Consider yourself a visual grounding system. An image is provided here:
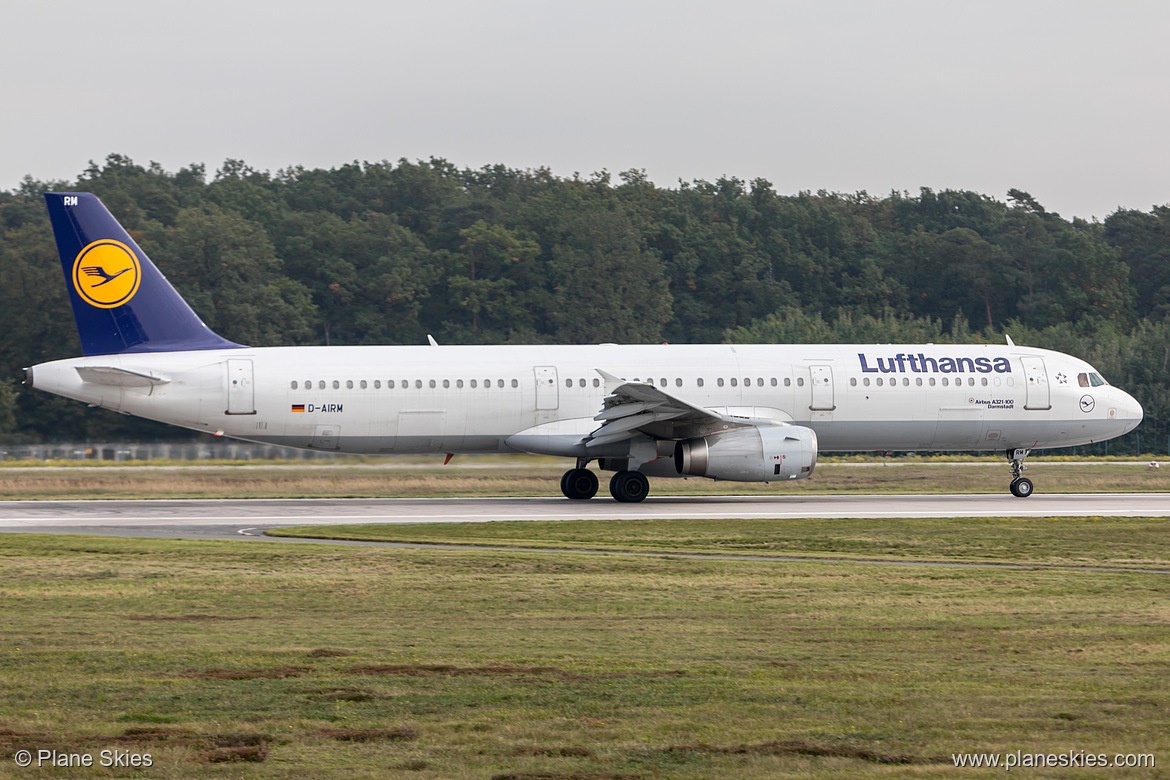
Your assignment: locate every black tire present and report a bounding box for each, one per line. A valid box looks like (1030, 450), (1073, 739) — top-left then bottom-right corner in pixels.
(563, 468), (599, 500)
(609, 470), (650, 503)
(1010, 477), (1034, 498)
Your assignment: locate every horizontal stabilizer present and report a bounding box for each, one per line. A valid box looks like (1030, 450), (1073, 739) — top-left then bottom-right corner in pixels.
(75, 366), (171, 387)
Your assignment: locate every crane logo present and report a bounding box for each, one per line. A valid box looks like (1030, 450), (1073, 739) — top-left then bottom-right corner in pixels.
(71, 239), (141, 308)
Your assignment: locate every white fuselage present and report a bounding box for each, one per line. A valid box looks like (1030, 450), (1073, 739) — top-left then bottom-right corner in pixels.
(28, 343), (1143, 463)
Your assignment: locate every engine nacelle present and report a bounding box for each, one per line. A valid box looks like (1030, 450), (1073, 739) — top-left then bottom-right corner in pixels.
(674, 424), (818, 482)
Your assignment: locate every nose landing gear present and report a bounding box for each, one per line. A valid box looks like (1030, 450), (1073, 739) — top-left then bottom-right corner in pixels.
(1008, 448), (1033, 497)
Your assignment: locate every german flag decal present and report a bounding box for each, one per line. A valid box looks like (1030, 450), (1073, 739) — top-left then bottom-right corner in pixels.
(291, 404), (305, 413)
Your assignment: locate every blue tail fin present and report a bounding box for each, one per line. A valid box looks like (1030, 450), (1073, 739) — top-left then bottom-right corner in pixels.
(45, 192), (243, 356)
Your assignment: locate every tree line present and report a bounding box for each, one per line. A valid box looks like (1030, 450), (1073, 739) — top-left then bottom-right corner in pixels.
(1, 154), (1167, 453)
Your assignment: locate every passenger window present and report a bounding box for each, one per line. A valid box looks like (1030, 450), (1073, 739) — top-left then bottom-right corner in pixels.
(593, 378), (600, 387)
(660, 378), (667, 387)
(443, 379), (450, 388)
(863, 377), (870, 387)
(375, 380), (382, 389)
(290, 380), (298, 389)
(361, 380), (368, 389)
(942, 377), (949, 386)
(784, 378), (791, 387)
(877, 377), (883, 387)
(457, 379), (463, 388)
(850, 377), (857, 386)
(511, 379), (518, 388)
(387, 380), (394, 389)
(676, 378), (683, 387)
(797, 377), (804, 387)
(903, 378), (909, 386)
(498, 379), (505, 388)
(981, 377), (988, 386)
(318, 380), (326, 390)
(916, 377), (922, 386)
(929, 377), (936, 386)
(770, 378), (777, 387)
(470, 379), (477, 388)
(697, 378), (704, 387)
(580, 379), (587, 387)
(968, 377), (975, 386)
(717, 378), (725, 387)
(730, 378), (738, 387)
(565, 379), (572, 388)
(415, 380), (422, 389)
(429, 379), (436, 388)
(346, 380), (354, 389)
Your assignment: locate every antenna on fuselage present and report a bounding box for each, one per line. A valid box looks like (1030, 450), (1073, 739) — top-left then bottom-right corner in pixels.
(1005, 334), (1016, 347)
(427, 335), (439, 346)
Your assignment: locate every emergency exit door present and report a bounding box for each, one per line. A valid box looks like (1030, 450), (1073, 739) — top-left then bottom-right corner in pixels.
(534, 366), (559, 410)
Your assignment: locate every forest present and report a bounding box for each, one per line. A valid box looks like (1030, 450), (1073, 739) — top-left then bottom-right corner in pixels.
(1, 154), (1168, 454)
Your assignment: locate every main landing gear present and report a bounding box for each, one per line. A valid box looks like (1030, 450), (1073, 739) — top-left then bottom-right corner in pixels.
(560, 461), (599, 500)
(559, 460), (649, 503)
(608, 470), (650, 503)
(1007, 448), (1033, 498)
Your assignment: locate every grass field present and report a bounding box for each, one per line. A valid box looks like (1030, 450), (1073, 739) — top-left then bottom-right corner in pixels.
(1, 520), (1167, 778)
(269, 515), (1170, 570)
(0, 459), (1166, 500)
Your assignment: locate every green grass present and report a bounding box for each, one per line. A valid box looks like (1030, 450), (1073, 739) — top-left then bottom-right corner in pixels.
(1, 460), (1166, 500)
(0, 527), (1167, 778)
(269, 515), (1170, 569)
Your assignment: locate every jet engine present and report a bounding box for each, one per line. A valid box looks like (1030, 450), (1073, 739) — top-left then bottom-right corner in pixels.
(674, 424), (818, 482)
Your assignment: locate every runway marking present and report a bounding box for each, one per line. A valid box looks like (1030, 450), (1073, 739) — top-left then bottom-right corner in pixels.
(3, 508), (1169, 526)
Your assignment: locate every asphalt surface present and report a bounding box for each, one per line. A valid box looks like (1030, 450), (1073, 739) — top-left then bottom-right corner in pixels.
(1, 493), (1167, 541)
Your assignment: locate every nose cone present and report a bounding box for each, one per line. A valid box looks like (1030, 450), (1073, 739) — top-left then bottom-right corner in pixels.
(1120, 390), (1144, 434)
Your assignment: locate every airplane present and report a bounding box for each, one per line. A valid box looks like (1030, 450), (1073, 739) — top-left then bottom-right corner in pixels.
(24, 193), (1144, 501)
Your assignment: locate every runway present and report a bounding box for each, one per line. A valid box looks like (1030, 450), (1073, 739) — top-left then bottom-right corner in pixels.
(1, 493), (1167, 542)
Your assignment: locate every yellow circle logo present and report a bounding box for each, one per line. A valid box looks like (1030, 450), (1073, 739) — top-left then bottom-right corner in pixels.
(71, 240), (141, 308)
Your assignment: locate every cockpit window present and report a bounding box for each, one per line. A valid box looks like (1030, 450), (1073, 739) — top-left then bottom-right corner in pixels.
(1078, 373), (1089, 387)
(1078, 371), (1108, 387)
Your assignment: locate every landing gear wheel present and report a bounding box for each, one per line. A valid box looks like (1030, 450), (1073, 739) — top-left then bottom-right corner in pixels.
(560, 468), (599, 500)
(1006, 448), (1034, 498)
(609, 470), (650, 503)
(1009, 477), (1033, 498)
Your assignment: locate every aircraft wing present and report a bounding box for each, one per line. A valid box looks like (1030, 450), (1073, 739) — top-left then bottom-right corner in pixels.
(583, 370), (759, 448)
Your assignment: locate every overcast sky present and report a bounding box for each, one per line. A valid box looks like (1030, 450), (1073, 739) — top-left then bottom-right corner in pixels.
(3, 1), (1167, 220)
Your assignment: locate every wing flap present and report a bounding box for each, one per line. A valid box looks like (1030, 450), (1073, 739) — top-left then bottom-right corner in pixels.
(583, 369), (758, 447)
